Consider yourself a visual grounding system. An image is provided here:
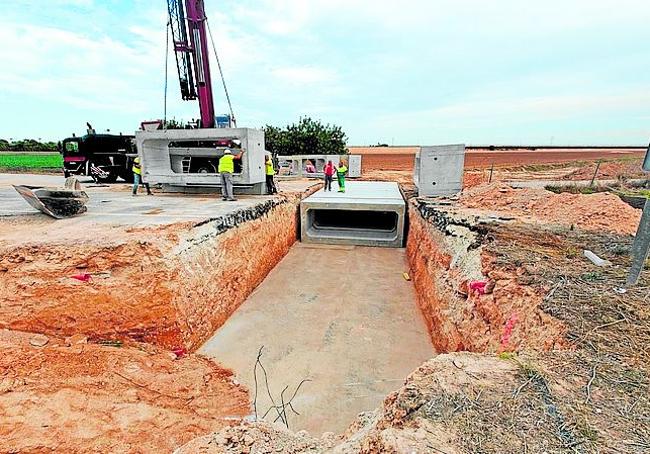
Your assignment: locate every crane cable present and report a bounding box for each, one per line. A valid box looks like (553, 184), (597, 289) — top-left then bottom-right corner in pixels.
(206, 18), (237, 127)
(163, 19), (170, 129)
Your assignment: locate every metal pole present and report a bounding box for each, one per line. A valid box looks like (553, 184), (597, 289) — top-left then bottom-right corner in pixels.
(626, 198), (650, 287)
(590, 160), (601, 187)
(488, 162), (494, 183)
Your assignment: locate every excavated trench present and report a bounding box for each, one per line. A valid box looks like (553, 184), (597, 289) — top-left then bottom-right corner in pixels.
(0, 182), (561, 448)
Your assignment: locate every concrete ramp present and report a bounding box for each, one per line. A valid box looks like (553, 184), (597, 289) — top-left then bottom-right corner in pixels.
(300, 181), (405, 248)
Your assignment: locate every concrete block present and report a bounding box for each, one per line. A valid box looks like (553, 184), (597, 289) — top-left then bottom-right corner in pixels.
(300, 181), (405, 248)
(135, 128), (266, 193)
(277, 155), (362, 178)
(414, 144), (465, 197)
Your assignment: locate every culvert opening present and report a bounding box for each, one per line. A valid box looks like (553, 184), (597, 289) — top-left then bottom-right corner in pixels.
(311, 209), (398, 232)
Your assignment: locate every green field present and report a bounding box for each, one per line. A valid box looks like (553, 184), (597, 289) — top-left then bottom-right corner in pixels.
(0, 153), (62, 169)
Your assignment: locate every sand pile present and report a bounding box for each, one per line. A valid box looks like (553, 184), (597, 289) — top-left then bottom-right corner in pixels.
(460, 183), (641, 235)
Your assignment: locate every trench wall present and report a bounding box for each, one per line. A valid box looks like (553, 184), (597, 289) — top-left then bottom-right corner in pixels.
(171, 197), (300, 349)
(405, 199), (567, 353)
(0, 194), (303, 351)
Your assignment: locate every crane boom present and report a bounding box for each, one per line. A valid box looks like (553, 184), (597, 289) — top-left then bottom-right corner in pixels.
(167, 0), (215, 128)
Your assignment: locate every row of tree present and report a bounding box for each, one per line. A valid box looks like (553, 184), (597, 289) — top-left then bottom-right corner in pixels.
(0, 139), (58, 152)
(263, 117), (348, 156)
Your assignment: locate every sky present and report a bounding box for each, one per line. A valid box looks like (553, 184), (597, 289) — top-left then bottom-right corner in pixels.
(1, 0), (649, 145)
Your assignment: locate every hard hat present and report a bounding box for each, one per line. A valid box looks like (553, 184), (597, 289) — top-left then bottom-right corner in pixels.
(223, 148), (232, 154)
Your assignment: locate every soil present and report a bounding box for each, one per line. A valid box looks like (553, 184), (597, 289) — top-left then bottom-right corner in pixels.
(406, 201), (568, 353)
(2, 159), (648, 452)
(0, 329), (249, 453)
(562, 159), (649, 181)
(459, 182), (642, 235)
(352, 147), (646, 171)
(0, 195), (302, 352)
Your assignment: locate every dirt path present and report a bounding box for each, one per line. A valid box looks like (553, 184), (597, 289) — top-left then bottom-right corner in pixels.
(199, 243), (434, 435)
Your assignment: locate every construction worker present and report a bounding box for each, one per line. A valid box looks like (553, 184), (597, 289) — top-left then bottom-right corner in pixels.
(336, 159), (348, 193)
(218, 148), (244, 201)
(323, 160), (335, 191)
(131, 156), (152, 196)
(265, 155), (278, 195)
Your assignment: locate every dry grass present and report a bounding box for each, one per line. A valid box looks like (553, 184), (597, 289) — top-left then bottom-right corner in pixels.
(484, 224), (650, 452)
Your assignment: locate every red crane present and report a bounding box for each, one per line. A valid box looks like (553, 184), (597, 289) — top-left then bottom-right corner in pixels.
(167, 0), (216, 128)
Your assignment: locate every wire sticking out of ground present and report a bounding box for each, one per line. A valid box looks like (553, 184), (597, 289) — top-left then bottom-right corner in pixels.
(252, 346), (311, 430)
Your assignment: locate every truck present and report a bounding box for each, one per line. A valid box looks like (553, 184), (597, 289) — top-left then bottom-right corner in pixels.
(60, 132), (136, 183)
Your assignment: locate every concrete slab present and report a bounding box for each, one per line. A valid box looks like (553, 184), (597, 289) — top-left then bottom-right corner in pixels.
(414, 144), (465, 197)
(199, 243), (434, 434)
(0, 173), (315, 228)
(300, 181), (406, 248)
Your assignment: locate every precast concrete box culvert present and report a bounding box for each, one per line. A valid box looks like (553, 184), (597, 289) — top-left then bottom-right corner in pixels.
(135, 128), (267, 194)
(300, 181), (406, 248)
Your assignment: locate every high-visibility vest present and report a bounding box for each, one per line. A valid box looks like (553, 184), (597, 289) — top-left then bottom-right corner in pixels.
(218, 154), (235, 173)
(265, 161), (275, 176)
(132, 157), (142, 175)
(337, 165), (347, 176)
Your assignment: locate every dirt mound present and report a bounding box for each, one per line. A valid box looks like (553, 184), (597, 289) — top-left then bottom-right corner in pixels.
(460, 182), (641, 235)
(0, 329), (248, 453)
(177, 422), (339, 453)
(562, 158), (647, 181)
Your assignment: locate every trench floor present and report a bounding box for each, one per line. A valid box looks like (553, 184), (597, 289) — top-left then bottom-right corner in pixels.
(199, 243), (434, 434)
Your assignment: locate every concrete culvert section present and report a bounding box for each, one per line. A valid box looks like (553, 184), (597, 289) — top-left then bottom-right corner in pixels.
(300, 181), (406, 247)
(199, 243), (433, 434)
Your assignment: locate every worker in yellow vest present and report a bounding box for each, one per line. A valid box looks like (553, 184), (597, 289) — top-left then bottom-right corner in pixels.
(336, 160), (348, 193)
(265, 154), (278, 195)
(218, 148), (244, 201)
(131, 156), (152, 196)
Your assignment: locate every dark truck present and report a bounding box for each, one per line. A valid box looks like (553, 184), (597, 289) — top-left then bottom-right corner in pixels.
(60, 133), (136, 183)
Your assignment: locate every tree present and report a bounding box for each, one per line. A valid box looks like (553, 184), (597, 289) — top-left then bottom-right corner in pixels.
(0, 138), (58, 152)
(263, 117), (348, 156)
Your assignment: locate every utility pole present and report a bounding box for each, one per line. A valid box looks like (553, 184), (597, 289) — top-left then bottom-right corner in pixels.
(626, 143), (650, 286)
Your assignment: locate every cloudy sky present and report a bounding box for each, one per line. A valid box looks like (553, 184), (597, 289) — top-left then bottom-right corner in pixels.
(1, 0), (649, 145)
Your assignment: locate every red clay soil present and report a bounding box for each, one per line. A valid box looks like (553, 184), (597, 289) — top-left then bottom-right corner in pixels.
(0, 195), (301, 352)
(405, 202), (567, 353)
(169, 198), (300, 349)
(562, 158), (648, 180)
(459, 183), (642, 235)
(351, 147), (646, 171)
(0, 329), (248, 453)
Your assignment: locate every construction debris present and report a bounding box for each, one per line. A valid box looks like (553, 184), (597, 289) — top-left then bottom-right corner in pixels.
(13, 177), (89, 218)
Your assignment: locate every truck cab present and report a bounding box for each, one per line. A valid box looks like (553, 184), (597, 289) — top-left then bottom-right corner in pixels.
(61, 133), (136, 182)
